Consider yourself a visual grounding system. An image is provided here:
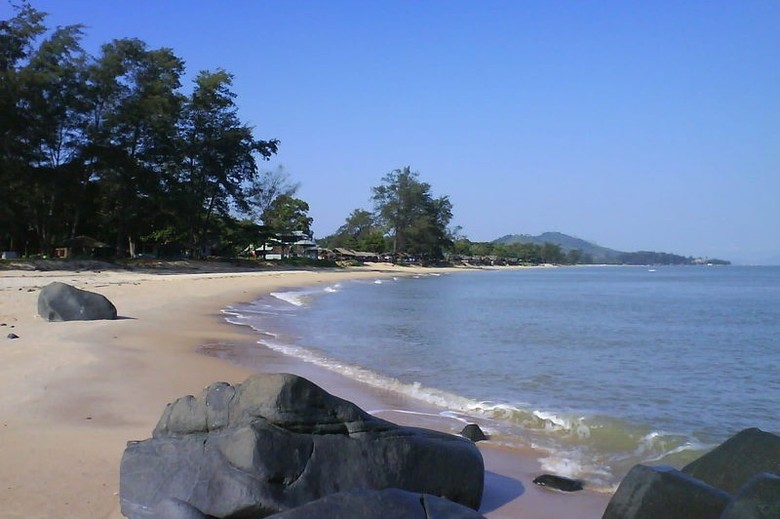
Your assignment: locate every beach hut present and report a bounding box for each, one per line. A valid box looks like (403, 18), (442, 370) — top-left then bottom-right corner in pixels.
(56, 236), (112, 259)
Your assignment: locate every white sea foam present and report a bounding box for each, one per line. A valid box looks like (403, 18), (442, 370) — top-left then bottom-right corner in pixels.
(270, 291), (307, 306)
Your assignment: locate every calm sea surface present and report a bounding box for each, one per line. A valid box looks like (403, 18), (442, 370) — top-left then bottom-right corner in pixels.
(223, 266), (780, 489)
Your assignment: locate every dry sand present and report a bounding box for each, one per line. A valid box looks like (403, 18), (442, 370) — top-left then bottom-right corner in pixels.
(0, 263), (611, 518)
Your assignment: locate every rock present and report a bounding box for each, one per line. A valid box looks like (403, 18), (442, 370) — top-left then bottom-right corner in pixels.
(152, 498), (215, 519)
(37, 281), (117, 322)
(721, 473), (780, 519)
(265, 488), (486, 519)
(120, 373), (484, 519)
(682, 428), (780, 494)
(601, 465), (731, 519)
(461, 424), (488, 442)
(7, 333), (19, 339)
(533, 474), (583, 492)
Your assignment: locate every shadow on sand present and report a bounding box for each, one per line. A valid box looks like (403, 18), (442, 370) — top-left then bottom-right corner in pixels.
(479, 470), (526, 514)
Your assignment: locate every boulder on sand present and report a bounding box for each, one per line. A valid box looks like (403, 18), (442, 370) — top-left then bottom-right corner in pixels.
(266, 488), (486, 519)
(461, 423), (488, 442)
(120, 373), (484, 519)
(37, 281), (117, 321)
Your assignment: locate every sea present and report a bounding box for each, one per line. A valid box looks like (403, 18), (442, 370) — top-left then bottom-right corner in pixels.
(221, 265), (780, 490)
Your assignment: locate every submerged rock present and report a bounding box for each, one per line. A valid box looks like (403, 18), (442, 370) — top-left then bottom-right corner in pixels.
(37, 281), (117, 321)
(120, 373), (484, 518)
(532, 474), (584, 492)
(266, 488), (487, 519)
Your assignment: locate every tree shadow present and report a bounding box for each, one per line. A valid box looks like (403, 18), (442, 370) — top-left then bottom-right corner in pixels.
(479, 470), (526, 514)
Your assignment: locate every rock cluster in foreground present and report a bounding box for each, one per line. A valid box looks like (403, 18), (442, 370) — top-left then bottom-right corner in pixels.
(602, 427), (780, 519)
(120, 373), (485, 518)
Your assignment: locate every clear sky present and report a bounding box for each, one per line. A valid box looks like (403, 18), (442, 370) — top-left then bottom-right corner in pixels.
(8, 1), (780, 264)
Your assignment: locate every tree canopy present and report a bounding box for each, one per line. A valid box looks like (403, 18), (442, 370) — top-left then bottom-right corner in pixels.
(371, 166), (453, 259)
(0, 3), (284, 259)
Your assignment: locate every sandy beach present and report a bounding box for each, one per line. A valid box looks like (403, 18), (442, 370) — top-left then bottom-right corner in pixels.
(0, 263), (611, 518)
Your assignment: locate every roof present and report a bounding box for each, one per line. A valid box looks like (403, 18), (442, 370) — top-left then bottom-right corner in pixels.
(62, 235), (111, 248)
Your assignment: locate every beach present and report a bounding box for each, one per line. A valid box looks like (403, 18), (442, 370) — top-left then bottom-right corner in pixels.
(0, 263), (611, 518)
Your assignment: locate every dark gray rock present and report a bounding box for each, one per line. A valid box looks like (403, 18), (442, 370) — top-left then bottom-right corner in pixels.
(120, 373), (484, 519)
(601, 465), (731, 519)
(7, 333), (19, 339)
(37, 281), (117, 321)
(266, 488), (486, 519)
(461, 423), (488, 442)
(682, 428), (780, 494)
(532, 474), (583, 492)
(152, 498), (215, 519)
(721, 473), (780, 519)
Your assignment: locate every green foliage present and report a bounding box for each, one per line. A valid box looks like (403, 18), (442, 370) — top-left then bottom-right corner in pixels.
(371, 166), (453, 259)
(0, 4), (284, 259)
(447, 239), (569, 265)
(320, 208), (381, 250)
(261, 194), (312, 235)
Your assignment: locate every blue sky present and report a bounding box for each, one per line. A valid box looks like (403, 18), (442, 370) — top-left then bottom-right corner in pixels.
(9, 1), (779, 263)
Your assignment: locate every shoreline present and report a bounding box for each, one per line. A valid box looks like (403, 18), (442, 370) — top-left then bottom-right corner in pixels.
(0, 264), (610, 518)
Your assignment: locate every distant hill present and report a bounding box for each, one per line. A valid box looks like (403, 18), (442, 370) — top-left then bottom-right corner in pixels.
(493, 232), (730, 265)
(494, 232), (623, 262)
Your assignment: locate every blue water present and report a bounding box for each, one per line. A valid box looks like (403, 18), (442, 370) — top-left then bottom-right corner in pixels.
(223, 266), (780, 489)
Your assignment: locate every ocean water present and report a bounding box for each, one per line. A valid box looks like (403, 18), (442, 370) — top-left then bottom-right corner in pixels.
(222, 266), (780, 489)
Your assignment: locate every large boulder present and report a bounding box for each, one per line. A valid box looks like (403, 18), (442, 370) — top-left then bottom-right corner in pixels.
(37, 281), (117, 321)
(682, 428), (780, 494)
(266, 488), (486, 519)
(120, 373), (484, 519)
(601, 464), (731, 519)
(720, 473), (780, 519)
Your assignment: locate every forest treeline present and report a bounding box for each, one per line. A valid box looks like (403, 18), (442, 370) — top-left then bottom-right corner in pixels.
(1, 3), (296, 258)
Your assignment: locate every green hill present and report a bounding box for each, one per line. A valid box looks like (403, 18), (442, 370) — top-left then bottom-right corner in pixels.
(494, 232), (623, 263)
(493, 232), (730, 265)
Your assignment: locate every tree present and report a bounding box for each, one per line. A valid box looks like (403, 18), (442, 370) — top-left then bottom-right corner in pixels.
(371, 166), (453, 259)
(248, 165), (300, 220)
(0, 2), (48, 252)
(20, 23), (89, 253)
(176, 69), (278, 257)
(540, 242), (564, 264)
(323, 208), (378, 249)
(84, 38), (186, 256)
(261, 194), (312, 236)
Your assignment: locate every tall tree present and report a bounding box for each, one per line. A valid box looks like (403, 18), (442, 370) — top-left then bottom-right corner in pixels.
(372, 166), (453, 259)
(21, 23), (89, 253)
(0, 2), (47, 252)
(177, 69), (278, 257)
(84, 38), (185, 256)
